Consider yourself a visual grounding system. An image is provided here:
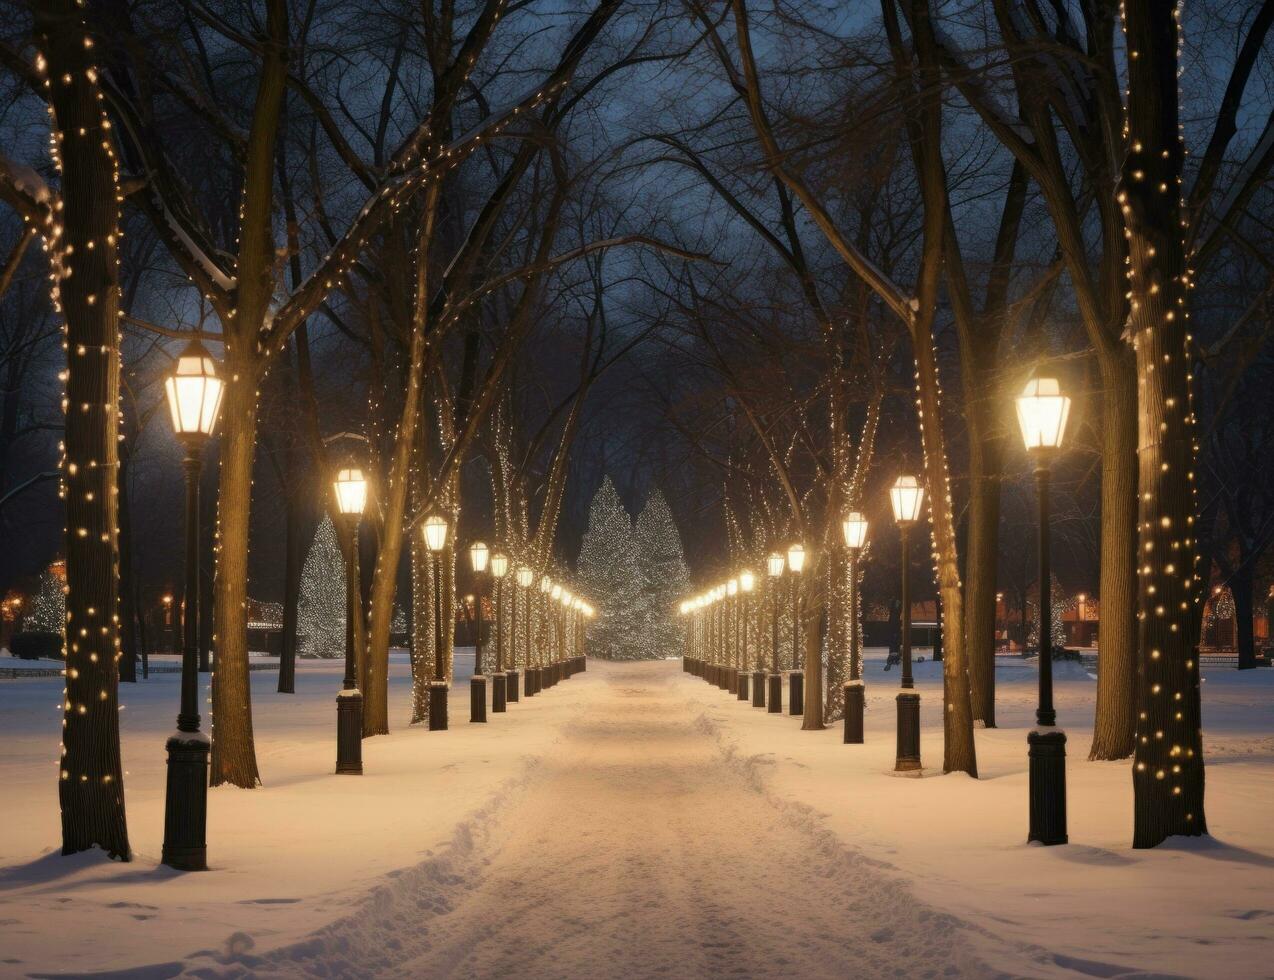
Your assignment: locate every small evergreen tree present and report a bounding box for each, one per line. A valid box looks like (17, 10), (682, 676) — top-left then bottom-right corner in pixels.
(576, 477), (644, 660)
(298, 517), (345, 658)
(633, 489), (690, 659)
(23, 566), (67, 635)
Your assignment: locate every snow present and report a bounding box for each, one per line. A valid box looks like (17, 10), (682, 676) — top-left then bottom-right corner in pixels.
(0, 650), (1271, 977)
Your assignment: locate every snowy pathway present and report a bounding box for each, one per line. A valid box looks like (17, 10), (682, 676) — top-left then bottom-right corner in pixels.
(250, 662), (987, 979)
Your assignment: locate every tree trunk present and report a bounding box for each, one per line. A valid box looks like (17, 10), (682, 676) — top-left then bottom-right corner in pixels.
(965, 400), (1002, 726)
(824, 544), (847, 721)
(801, 594), (825, 730)
(210, 368), (262, 787)
(1232, 559), (1256, 670)
(39, 0), (132, 858)
(1123, 0), (1206, 847)
(277, 466), (305, 694)
(1089, 353), (1139, 759)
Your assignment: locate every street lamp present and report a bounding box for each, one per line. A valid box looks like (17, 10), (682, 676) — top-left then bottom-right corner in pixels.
(1016, 373), (1071, 845)
(423, 514), (449, 730)
(468, 541), (490, 724)
(787, 543), (805, 716)
(333, 466), (367, 776)
(842, 511), (869, 744)
(890, 475), (924, 774)
(491, 552), (509, 709)
(161, 340), (224, 871)
(766, 552), (784, 712)
(739, 570), (754, 703)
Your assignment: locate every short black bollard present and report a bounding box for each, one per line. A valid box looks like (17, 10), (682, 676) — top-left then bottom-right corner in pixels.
(429, 680), (449, 731)
(894, 691), (921, 772)
(492, 672), (507, 713)
(752, 669), (766, 708)
(767, 672), (783, 713)
(843, 681), (864, 744)
(737, 670), (749, 701)
(1027, 729), (1068, 845)
(789, 670), (804, 716)
(506, 670), (520, 703)
(336, 689), (364, 774)
(470, 675), (487, 723)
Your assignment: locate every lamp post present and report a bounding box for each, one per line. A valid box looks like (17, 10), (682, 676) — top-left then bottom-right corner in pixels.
(787, 543), (805, 716)
(469, 541), (489, 724)
(1016, 374), (1071, 845)
(738, 570), (754, 702)
(842, 511), (868, 744)
(766, 553), (784, 712)
(490, 552), (509, 708)
(333, 467), (367, 775)
(161, 341), (224, 871)
(890, 475), (925, 774)
(423, 514), (450, 730)
(510, 565), (530, 700)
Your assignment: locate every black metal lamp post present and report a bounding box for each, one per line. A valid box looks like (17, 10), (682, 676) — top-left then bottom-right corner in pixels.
(1017, 374), (1072, 845)
(491, 551), (509, 709)
(423, 514), (450, 730)
(333, 466), (368, 774)
(738, 570), (754, 701)
(469, 541), (489, 723)
(842, 511), (868, 744)
(766, 553), (784, 712)
(787, 543), (805, 716)
(161, 341), (224, 871)
(890, 475), (925, 774)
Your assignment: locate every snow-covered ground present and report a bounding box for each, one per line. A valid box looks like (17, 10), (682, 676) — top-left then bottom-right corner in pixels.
(0, 651), (1270, 978)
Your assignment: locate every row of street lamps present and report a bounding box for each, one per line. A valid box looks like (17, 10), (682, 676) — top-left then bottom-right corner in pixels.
(156, 339), (596, 871)
(678, 372), (1072, 845)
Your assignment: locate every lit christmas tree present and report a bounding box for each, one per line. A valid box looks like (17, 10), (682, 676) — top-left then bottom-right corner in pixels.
(298, 516), (346, 658)
(23, 564), (67, 634)
(633, 488), (690, 659)
(576, 477), (645, 660)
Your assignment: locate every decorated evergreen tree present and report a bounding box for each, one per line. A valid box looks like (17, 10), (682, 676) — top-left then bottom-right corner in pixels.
(633, 489), (690, 659)
(576, 477), (644, 660)
(298, 516), (345, 658)
(23, 565), (67, 635)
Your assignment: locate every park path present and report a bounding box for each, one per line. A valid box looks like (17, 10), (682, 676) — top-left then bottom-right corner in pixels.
(254, 661), (988, 979)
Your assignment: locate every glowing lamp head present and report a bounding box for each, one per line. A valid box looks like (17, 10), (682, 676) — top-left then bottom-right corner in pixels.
(787, 543), (805, 573)
(165, 340), (224, 439)
(517, 565), (534, 588)
(422, 514), (448, 552)
(679, 601), (689, 616)
(739, 570), (755, 592)
(727, 579), (738, 596)
(551, 584), (562, 601)
(1016, 376), (1071, 452)
(889, 476), (925, 525)
(842, 511), (868, 550)
(333, 467), (368, 517)
(561, 589), (572, 606)
(491, 552), (509, 578)
(469, 541), (489, 573)
(540, 575), (552, 594)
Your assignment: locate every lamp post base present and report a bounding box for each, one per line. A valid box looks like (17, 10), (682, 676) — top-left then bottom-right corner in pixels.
(429, 681), (449, 731)
(843, 682), (864, 744)
(470, 675), (487, 723)
(736, 670), (749, 701)
(336, 689), (364, 774)
(789, 670), (804, 716)
(492, 672), (507, 713)
(767, 672), (783, 713)
(895, 692), (921, 772)
(505, 670), (520, 703)
(162, 732), (210, 871)
(1027, 729), (1068, 845)
(752, 670), (766, 707)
